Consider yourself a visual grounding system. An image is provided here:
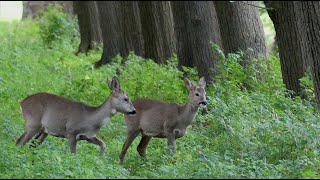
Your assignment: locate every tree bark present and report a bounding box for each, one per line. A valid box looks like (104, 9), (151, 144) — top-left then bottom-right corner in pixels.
(119, 1), (144, 57)
(215, 1), (267, 67)
(171, 1), (222, 83)
(22, 1), (73, 19)
(74, 1), (102, 54)
(265, 1), (311, 96)
(301, 1), (320, 109)
(138, 1), (176, 64)
(95, 1), (143, 67)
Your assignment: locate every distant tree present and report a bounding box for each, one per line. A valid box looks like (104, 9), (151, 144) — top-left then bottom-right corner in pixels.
(265, 1), (311, 97)
(95, 1), (143, 67)
(73, 1), (102, 54)
(22, 1), (73, 19)
(171, 1), (222, 83)
(215, 1), (267, 68)
(138, 1), (176, 64)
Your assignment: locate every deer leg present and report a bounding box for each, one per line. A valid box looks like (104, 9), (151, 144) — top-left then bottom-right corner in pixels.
(137, 135), (152, 158)
(68, 135), (77, 154)
(30, 129), (48, 147)
(30, 131), (42, 148)
(79, 135), (106, 157)
(16, 128), (41, 146)
(119, 130), (140, 164)
(37, 132), (48, 144)
(166, 133), (176, 155)
(16, 131), (27, 146)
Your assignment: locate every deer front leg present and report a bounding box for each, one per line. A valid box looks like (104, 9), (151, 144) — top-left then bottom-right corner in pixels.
(68, 135), (77, 154)
(166, 132), (176, 155)
(119, 129), (140, 164)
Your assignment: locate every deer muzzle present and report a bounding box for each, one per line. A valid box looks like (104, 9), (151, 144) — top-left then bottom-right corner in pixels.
(128, 110), (136, 116)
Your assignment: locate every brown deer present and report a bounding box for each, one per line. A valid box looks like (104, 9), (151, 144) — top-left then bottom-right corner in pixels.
(16, 77), (136, 157)
(119, 77), (207, 164)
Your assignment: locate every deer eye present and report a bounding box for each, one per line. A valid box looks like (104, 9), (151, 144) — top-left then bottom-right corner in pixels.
(124, 98), (128, 102)
(195, 93), (199, 96)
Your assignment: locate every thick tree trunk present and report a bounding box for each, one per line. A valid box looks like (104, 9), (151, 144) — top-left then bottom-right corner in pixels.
(87, 1), (102, 49)
(265, 1), (311, 96)
(301, 1), (320, 109)
(22, 1), (73, 19)
(171, 1), (222, 83)
(95, 1), (143, 67)
(215, 1), (267, 67)
(95, 1), (121, 66)
(74, 1), (102, 54)
(119, 1), (144, 57)
(139, 1), (176, 64)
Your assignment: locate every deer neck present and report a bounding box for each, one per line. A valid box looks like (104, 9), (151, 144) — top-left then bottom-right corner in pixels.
(91, 96), (116, 125)
(180, 99), (199, 125)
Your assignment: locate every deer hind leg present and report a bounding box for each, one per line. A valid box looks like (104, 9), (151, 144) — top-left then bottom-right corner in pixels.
(30, 129), (48, 147)
(78, 135), (106, 157)
(37, 132), (48, 144)
(119, 129), (140, 164)
(137, 135), (152, 158)
(16, 127), (41, 146)
(16, 131), (27, 146)
(17, 107), (42, 146)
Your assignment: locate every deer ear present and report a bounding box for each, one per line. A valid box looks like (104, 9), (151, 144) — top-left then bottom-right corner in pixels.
(108, 77), (121, 92)
(199, 76), (206, 88)
(183, 77), (194, 90)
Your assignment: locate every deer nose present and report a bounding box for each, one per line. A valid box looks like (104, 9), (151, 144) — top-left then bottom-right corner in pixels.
(128, 110), (136, 115)
(200, 101), (207, 106)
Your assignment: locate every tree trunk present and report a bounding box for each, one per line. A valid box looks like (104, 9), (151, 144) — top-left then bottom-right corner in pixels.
(171, 1), (222, 83)
(214, 1), (267, 67)
(265, 1), (311, 97)
(74, 1), (102, 54)
(22, 1), (73, 19)
(119, 1), (144, 57)
(87, 1), (102, 49)
(95, 1), (143, 67)
(95, 1), (121, 67)
(301, 1), (320, 109)
(139, 1), (176, 64)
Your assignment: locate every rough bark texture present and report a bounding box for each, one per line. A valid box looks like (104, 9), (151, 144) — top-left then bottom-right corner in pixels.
(265, 1), (311, 96)
(95, 1), (120, 66)
(119, 1), (144, 57)
(139, 1), (176, 64)
(95, 1), (143, 67)
(215, 1), (267, 67)
(301, 1), (320, 109)
(171, 1), (222, 83)
(22, 1), (73, 19)
(74, 1), (102, 54)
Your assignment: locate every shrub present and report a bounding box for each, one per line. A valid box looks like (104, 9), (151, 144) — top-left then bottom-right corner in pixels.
(37, 4), (78, 49)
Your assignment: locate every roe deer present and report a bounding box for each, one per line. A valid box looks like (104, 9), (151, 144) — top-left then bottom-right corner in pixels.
(16, 77), (136, 156)
(119, 77), (207, 164)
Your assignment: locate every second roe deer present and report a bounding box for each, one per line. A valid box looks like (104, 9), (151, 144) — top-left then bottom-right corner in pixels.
(119, 77), (207, 164)
(16, 77), (136, 156)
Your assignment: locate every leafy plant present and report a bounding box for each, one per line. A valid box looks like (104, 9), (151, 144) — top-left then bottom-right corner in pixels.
(37, 4), (78, 49)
